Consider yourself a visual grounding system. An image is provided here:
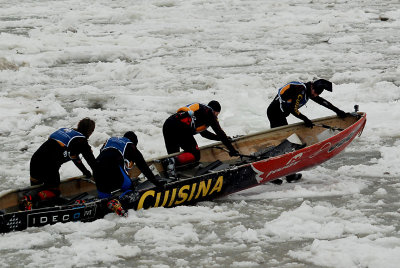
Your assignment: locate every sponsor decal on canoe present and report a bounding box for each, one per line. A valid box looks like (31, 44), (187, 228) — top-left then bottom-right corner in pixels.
(5, 214), (23, 231)
(308, 142), (332, 159)
(251, 153), (304, 183)
(137, 175), (224, 210)
(328, 128), (358, 153)
(27, 204), (97, 227)
(310, 128), (360, 158)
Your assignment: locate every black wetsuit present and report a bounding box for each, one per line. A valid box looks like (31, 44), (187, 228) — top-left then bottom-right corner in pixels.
(94, 139), (163, 196)
(30, 134), (96, 188)
(267, 81), (344, 183)
(267, 82), (343, 128)
(163, 103), (236, 162)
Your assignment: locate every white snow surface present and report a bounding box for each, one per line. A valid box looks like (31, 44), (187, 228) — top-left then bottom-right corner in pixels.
(1, 0), (400, 267)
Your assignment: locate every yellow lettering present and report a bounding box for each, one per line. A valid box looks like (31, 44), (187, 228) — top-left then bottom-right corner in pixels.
(137, 176), (224, 210)
(175, 185), (190, 205)
(209, 176), (223, 195)
(137, 190), (155, 210)
(160, 190), (170, 207)
(195, 179), (212, 199)
(295, 95), (303, 115)
(154, 192), (161, 207)
(188, 183), (197, 201)
(168, 188), (177, 207)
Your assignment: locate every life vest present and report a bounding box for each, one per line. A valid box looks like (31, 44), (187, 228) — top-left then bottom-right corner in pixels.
(177, 103), (208, 133)
(49, 128), (86, 161)
(50, 128), (85, 147)
(277, 81), (309, 112)
(101, 137), (134, 171)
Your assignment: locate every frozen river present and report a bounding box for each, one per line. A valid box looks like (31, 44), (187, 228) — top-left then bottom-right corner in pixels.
(1, 0), (400, 267)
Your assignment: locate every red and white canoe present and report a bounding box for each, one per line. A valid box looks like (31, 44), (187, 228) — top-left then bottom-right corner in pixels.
(247, 112), (366, 183)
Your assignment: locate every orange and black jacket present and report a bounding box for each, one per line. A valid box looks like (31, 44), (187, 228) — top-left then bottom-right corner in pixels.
(174, 103), (236, 152)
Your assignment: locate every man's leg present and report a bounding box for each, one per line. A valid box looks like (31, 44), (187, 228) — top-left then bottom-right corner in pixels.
(23, 167), (61, 210)
(267, 100), (301, 184)
(163, 118), (182, 154)
(267, 99), (288, 128)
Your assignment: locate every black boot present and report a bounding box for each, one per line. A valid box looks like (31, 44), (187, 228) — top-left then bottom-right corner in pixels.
(270, 179), (283, 185)
(286, 173), (302, 183)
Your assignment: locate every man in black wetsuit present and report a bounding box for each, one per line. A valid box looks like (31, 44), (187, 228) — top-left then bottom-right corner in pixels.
(94, 131), (165, 217)
(162, 100), (239, 177)
(22, 118), (97, 210)
(267, 79), (346, 184)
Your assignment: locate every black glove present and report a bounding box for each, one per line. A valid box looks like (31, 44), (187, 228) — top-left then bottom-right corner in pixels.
(83, 170), (92, 178)
(336, 109), (347, 118)
(303, 118), (314, 128)
(229, 149), (240, 157)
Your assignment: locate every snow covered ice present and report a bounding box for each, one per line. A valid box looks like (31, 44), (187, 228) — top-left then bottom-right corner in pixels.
(1, 0), (400, 267)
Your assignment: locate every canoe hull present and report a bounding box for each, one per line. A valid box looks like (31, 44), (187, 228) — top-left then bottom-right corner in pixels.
(0, 113), (367, 233)
(251, 114), (366, 183)
(131, 113), (366, 210)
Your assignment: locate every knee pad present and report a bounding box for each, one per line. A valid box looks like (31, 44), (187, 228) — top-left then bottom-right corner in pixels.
(176, 152), (196, 165)
(37, 189), (60, 201)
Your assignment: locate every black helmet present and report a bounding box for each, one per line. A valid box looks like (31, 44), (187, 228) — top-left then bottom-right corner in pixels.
(123, 131), (138, 145)
(313, 79), (332, 94)
(207, 100), (221, 112)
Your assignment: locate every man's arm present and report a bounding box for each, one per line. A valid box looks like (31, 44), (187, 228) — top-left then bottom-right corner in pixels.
(208, 116), (239, 156)
(70, 138), (96, 177)
(200, 130), (219, 141)
(71, 157), (92, 178)
(281, 85), (308, 119)
(130, 145), (165, 188)
(312, 96), (346, 117)
(284, 92), (313, 127)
